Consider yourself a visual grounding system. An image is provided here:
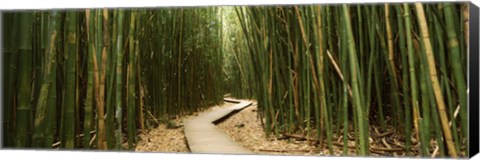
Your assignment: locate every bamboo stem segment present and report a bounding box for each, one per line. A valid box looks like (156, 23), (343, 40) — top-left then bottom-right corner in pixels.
(414, 3), (457, 158)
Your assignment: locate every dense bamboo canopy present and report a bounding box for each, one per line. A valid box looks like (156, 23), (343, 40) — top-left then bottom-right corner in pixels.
(1, 2), (469, 158)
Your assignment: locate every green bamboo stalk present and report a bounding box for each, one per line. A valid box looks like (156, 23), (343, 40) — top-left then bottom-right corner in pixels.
(431, 5), (447, 156)
(127, 10), (137, 150)
(445, 75), (461, 154)
(83, 9), (95, 149)
(342, 4), (368, 156)
(395, 4), (411, 138)
(44, 53), (56, 147)
(2, 13), (18, 148)
(15, 12), (34, 148)
(418, 59), (431, 156)
(366, 6), (385, 131)
(376, 5), (401, 129)
(385, 4), (397, 83)
(135, 12), (145, 133)
(414, 3), (457, 158)
(342, 83), (349, 156)
(402, 3), (418, 155)
(443, 3), (468, 146)
(92, 9), (107, 150)
(32, 11), (60, 148)
(356, 5), (365, 78)
(62, 11), (77, 149)
(177, 9), (184, 113)
(312, 5), (324, 152)
(74, 17), (82, 147)
(106, 9), (117, 149)
(114, 9), (125, 150)
(100, 9), (111, 149)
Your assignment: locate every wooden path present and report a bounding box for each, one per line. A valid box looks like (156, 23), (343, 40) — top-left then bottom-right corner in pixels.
(184, 98), (253, 154)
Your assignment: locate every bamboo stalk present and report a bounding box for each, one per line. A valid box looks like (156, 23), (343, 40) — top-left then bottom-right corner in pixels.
(84, 9), (95, 149)
(114, 9), (125, 150)
(385, 4), (397, 83)
(403, 4), (419, 155)
(2, 13), (19, 148)
(414, 3), (457, 158)
(342, 4), (369, 156)
(62, 11), (77, 149)
(91, 9), (107, 150)
(106, 9), (117, 149)
(443, 3), (468, 145)
(15, 12), (33, 148)
(32, 11), (60, 148)
(127, 10), (137, 150)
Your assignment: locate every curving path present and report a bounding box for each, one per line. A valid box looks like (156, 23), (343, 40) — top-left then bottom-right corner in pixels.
(184, 98), (253, 154)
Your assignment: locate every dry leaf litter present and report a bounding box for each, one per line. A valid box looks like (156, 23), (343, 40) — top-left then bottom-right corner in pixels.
(135, 99), (427, 157)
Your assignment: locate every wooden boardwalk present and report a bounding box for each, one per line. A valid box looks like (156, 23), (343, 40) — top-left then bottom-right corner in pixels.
(184, 98), (253, 154)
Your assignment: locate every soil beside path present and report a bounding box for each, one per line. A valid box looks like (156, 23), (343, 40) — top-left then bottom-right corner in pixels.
(134, 102), (235, 153)
(135, 99), (343, 155)
(136, 98), (445, 157)
(217, 102), (330, 156)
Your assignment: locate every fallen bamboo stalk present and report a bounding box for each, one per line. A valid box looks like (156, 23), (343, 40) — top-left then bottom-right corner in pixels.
(259, 149), (312, 153)
(382, 137), (399, 157)
(332, 142), (406, 152)
(147, 110), (160, 124)
(281, 133), (311, 141)
(370, 150), (389, 156)
(376, 130), (395, 138)
(52, 141), (61, 148)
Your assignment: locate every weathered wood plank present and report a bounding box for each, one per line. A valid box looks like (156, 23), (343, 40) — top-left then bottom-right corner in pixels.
(184, 98), (253, 154)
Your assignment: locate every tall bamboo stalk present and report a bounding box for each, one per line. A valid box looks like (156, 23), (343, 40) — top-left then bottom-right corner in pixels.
(402, 3), (417, 155)
(32, 11), (60, 148)
(343, 4), (368, 156)
(100, 9), (110, 149)
(15, 12), (33, 148)
(114, 9), (125, 150)
(443, 3), (468, 146)
(106, 9), (117, 149)
(127, 10), (137, 150)
(62, 11), (77, 149)
(91, 9), (107, 150)
(84, 9), (95, 149)
(2, 13), (18, 148)
(414, 3), (457, 158)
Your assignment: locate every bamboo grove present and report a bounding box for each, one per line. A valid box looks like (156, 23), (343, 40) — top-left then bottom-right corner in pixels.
(1, 7), (225, 150)
(230, 3), (469, 157)
(1, 2), (470, 158)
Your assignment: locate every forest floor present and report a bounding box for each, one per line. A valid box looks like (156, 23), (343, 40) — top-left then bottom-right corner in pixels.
(134, 102), (235, 153)
(134, 99), (450, 157)
(216, 102), (333, 156)
(135, 100), (341, 156)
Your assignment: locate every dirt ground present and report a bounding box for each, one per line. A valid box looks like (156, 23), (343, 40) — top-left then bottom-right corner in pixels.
(135, 100), (338, 156)
(135, 100), (453, 157)
(216, 102), (328, 155)
(134, 102), (232, 153)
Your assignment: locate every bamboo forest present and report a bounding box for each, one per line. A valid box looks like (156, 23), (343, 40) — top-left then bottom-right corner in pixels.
(1, 2), (470, 158)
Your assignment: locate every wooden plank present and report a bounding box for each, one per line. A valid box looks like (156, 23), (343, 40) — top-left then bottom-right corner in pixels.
(184, 98), (253, 154)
